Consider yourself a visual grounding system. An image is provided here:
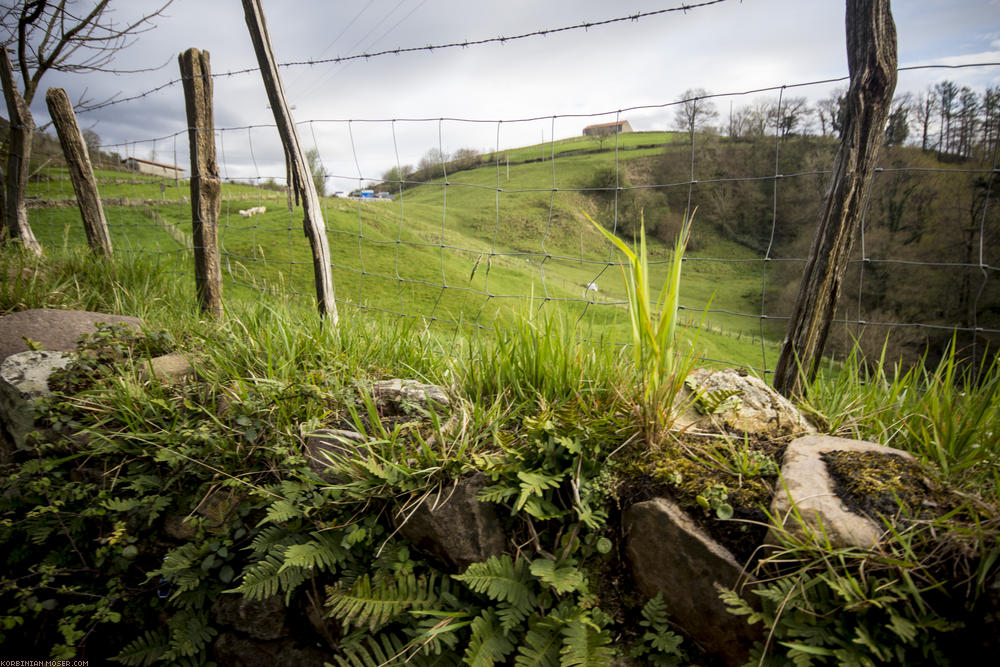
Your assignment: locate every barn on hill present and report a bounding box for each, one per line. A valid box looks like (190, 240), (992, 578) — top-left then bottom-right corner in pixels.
(582, 120), (633, 137)
(121, 157), (185, 178)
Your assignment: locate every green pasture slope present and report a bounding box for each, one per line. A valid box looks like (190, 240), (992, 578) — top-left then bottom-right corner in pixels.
(25, 133), (779, 369)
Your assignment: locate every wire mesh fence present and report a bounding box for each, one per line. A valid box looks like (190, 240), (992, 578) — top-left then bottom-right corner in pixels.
(19, 57), (1000, 376)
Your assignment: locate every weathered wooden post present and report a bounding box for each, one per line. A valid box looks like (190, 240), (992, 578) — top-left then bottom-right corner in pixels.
(772, 0), (897, 397)
(0, 47), (41, 255)
(242, 0), (337, 323)
(45, 87), (114, 257)
(179, 48), (223, 316)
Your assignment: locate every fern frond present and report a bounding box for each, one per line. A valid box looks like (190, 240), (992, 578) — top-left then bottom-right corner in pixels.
(560, 618), (613, 666)
(514, 617), (561, 667)
(232, 549), (308, 601)
(529, 558), (585, 595)
(279, 531), (346, 573)
(453, 555), (537, 613)
(333, 631), (407, 667)
(103, 497), (141, 512)
(114, 629), (168, 666)
(162, 609), (216, 660)
(464, 609), (515, 667)
(326, 572), (440, 633)
(258, 498), (303, 525)
(514, 470), (564, 512)
(477, 483), (518, 504)
(246, 524), (294, 555)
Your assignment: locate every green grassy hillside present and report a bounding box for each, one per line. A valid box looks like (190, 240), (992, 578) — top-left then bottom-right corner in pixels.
(24, 132), (779, 370)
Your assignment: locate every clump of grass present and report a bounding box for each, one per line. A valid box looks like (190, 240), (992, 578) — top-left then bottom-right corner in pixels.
(804, 340), (1000, 500)
(584, 209), (702, 439)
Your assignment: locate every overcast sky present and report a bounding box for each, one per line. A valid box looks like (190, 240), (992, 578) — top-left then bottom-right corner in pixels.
(25, 0), (1000, 189)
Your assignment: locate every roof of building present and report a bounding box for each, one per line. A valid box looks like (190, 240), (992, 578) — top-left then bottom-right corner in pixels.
(122, 156), (185, 171)
(582, 120), (631, 131)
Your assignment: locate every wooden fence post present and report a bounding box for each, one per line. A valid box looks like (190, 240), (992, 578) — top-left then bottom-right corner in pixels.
(179, 48), (223, 317)
(242, 0), (337, 323)
(45, 87), (114, 257)
(772, 0), (897, 397)
(0, 47), (41, 255)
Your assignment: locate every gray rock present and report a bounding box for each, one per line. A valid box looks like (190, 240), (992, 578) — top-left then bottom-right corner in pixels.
(163, 514), (197, 541)
(213, 593), (288, 641)
(673, 368), (814, 438)
(770, 435), (916, 549)
(624, 497), (760, 666)
(372, 378), (450, 415)
(0, 350), (73, 449)
(0, 308), (142, 363)
(140, 351), (196, 386)
(304, 428), (366, 472)
(397, 472), (506, 570)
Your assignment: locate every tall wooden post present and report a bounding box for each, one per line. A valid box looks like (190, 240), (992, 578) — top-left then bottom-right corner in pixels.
(242, 0), (337, 323)
(45, 87), (114, 257)
(772, 0), (897, 397)
(0, 47), (41, 255)
(179, 48), (223, 317)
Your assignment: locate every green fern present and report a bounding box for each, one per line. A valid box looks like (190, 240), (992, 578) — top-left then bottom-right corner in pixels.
(453, 555), (537, 612)
(246, 524), (294, 555)
(559, 617), (613, 666)
(326, 572), (441, 632)
(515, 470), (564, 512)
(259, 498), (304, 525)
(278, 531), (346, 573)
(627, 593), (686, 665)
(113, 629), (168, 666)
(231, 548), (308, 601)
(333, 632), (408, 667)
(464, 609), (515, 667)
(514, 616), (562, 667)
(161, 609), (216, 661)
(529, 558), (586, 595)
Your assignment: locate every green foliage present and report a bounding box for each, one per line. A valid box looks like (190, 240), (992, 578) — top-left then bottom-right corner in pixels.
(327, 572), (445, 632)
(585, 209), (703, 440)
(626, 594), (686, 665)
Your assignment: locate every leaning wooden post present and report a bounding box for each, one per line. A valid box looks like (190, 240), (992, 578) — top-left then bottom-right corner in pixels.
(772, 0), (897, 397)
(242, 0), (337, 323)
(179, 48), (223, 317)
(45, 87), (113, 257)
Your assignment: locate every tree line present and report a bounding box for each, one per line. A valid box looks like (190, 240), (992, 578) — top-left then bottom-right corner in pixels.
(660, 85), (999, 369)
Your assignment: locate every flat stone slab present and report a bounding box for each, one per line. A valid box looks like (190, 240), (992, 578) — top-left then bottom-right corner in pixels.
(372, 379), (450, 415)
(770, 434), (916, 549)
(625, 497), (759, 665)
(0, 308), (142, 363)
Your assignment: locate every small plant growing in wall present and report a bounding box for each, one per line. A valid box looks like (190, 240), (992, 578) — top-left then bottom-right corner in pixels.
(584, 208), (702, 438)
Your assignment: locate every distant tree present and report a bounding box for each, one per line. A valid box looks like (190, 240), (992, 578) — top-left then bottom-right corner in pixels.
(673, 88), (718, 143)
(774, 96), (810, 138)
(884, 94), (911, 146)
(1, 0), (173, 253)
(415, 147), (448, 181)
(82, 128), (101, 158)
(915, 87), (937, 151)
(450, 147), (480, 171)
(815, 88), (846, 137)
(305, 148), (326, 197)
(982, 86), (1000, 157)
(935, 80), (959, 156)
(380, 164), (413, 191)
(954, 86), (980, 158)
